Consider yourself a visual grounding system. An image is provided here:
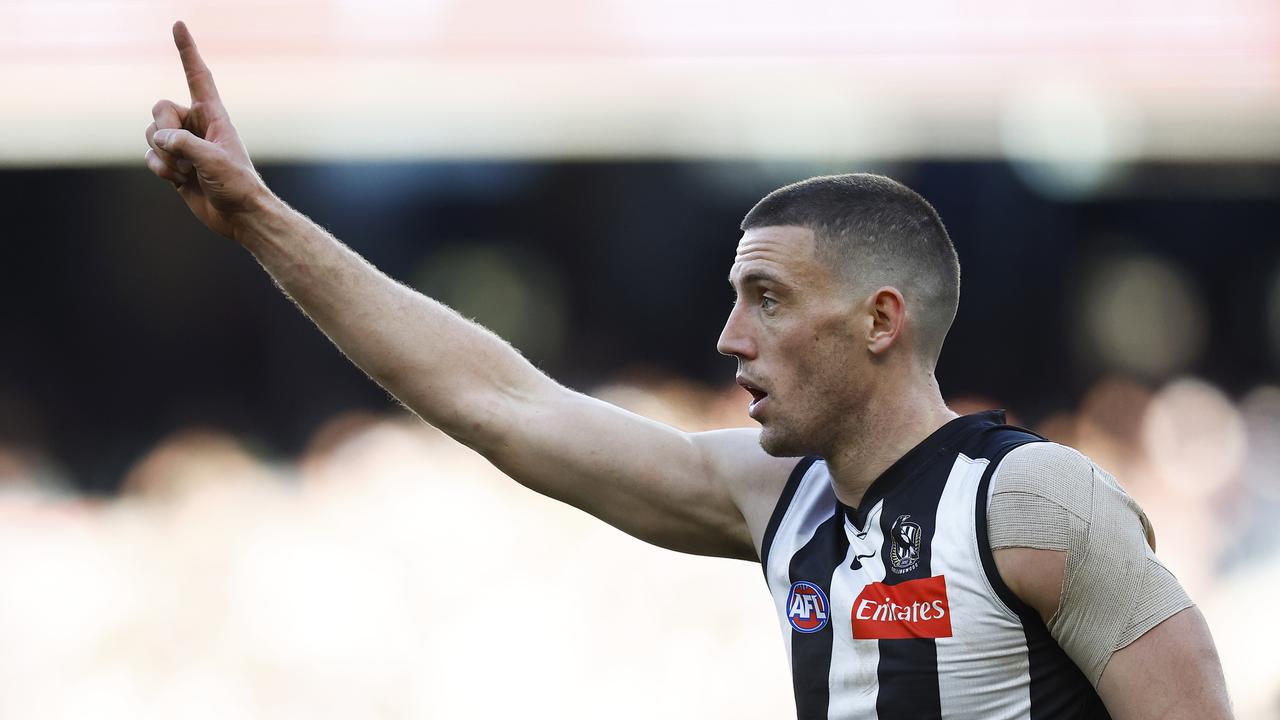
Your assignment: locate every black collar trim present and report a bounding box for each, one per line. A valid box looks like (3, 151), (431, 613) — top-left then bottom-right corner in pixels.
(838, 410), (1006, 530)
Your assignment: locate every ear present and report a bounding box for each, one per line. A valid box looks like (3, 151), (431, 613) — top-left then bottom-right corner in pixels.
(867, 286), (906, 355)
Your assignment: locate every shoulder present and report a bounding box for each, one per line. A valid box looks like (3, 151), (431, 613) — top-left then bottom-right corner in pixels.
(989, 443), (1198, 690)
(990, 441), (1155, 549)
(991, 441), (1096, 520)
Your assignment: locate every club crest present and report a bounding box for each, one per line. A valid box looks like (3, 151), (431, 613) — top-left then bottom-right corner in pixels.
(889, 514), (923, 574)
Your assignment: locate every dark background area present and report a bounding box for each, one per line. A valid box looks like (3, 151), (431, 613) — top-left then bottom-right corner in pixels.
(2, 161), (1277, 493)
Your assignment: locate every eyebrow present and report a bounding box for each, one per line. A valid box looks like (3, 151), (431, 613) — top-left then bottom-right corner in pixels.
(729, 270), (786, 290)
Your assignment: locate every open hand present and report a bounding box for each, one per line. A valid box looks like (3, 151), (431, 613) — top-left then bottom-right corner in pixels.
(144, 21), (270, 240)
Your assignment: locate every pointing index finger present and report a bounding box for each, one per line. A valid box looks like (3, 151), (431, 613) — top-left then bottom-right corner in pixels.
(172, 21), (223, 109)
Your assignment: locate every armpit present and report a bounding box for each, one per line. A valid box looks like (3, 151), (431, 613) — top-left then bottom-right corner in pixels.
(988, 442), (1194, 687)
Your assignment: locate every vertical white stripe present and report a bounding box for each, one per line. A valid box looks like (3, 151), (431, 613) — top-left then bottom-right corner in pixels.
(826, 500), (885, 720)
(932, 454), (1032, 720)
(766, 461), (834, 668)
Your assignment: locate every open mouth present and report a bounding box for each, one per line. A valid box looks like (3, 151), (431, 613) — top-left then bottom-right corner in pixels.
(736, 376), (770, 415)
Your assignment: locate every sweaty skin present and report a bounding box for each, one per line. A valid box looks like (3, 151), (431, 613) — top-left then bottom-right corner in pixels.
(144, 23), (1234, 719)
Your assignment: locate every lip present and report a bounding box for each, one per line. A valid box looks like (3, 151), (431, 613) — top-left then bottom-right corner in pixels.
(736, 375), (770, 417)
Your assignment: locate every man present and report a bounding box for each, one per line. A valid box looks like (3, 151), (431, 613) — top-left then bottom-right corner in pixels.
(143, 21), (1232, 720)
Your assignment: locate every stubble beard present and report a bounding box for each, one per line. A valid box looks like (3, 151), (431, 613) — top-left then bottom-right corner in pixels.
(757, 415), (818, 458)
(756, 387), (847, 460)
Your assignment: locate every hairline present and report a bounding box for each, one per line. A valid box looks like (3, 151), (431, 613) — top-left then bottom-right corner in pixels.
(737, 174), (961, 366)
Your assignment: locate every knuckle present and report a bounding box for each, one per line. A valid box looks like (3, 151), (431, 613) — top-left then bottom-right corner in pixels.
(152, 99), (188, 127)
(145, 151), (179, 180)
(192, 100), (226, 122)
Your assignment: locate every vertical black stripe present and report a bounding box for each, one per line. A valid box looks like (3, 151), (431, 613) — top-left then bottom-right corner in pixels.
(974, 439), (1111, 720)
(1019, 612), (1110, 719)
(873, 452), (954, 719)
(973, 439), (1044, 618)
(761, 456), (819, 575)
(787, 512), (849, 720)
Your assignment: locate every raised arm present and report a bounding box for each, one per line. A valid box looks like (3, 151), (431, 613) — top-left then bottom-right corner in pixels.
(143, 22), (797, 559)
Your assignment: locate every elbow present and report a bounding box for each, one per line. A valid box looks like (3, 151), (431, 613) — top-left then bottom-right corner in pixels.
(425, 381), (538, 457)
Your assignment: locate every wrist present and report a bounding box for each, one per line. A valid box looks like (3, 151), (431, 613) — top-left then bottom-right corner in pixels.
(230, 184), (288, 251)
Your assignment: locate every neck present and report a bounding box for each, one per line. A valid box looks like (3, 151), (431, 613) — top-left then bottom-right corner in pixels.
(824, 370), (957, 509)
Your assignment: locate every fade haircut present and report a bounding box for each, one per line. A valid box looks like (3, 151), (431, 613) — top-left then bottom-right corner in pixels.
(741, 173), (961, 367)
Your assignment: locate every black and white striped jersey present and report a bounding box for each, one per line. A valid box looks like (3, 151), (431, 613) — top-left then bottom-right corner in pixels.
(761, 411), (1110, 720)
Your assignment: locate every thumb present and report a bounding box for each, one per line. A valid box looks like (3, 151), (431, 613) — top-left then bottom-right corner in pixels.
(153, 128), (219, 164)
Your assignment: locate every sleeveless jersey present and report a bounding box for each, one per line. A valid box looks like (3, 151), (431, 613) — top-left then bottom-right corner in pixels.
(760, 411), (1111, 720)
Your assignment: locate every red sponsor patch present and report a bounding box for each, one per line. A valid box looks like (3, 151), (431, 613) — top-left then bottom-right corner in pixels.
(851, 575), (953, 640)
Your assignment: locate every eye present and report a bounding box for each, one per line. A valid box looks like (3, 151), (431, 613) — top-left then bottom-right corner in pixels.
(760, 295), (778, 311)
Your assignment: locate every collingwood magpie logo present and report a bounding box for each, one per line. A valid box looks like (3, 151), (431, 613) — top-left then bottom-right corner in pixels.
(889, 514), (923, 574)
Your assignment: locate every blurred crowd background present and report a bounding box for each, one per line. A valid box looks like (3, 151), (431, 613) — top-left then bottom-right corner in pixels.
(1, 1), (1278, 718)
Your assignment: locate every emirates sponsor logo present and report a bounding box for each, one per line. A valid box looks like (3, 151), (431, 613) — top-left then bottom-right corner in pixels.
(851, 575), (953, 640)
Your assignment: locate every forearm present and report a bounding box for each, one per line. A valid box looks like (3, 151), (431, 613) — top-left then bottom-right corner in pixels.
(144, 23), (766, 562)
(232, 190), (552, 447)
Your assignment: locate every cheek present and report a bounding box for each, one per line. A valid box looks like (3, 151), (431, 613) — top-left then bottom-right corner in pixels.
(796, 333), (858, 397)
(772, 319), (854, 399)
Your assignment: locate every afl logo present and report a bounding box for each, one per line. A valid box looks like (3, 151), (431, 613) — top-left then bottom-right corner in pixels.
(786, 581), (830, 633)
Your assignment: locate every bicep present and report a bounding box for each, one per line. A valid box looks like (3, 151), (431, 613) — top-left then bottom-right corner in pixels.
(997, 546), (1234, 720)
(1096, 607), (1232, 720)
(478, 384), (794, 560)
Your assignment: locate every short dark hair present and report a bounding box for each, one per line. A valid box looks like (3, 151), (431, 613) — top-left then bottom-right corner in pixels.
(741, 173), (961, 366)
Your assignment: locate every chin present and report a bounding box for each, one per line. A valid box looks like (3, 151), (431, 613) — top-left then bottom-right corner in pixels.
(757, 424), (811, 458)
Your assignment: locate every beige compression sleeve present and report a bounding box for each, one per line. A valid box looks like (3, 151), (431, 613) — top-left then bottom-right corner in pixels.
(987, 442), (1194, 686)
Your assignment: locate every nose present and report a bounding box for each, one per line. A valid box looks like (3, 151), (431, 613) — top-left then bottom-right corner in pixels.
(717, 302), (757, 360)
